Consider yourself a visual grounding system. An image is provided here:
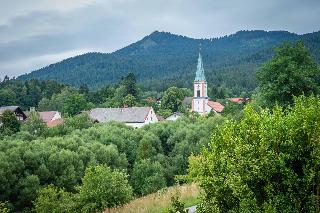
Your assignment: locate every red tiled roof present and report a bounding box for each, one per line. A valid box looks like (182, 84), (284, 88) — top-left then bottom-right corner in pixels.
(227, 98), (243, 103)
(227, 98), (250, 103)
(47, 118), (64, 128)
(38, 111), (58, 123)
(207, 101), (224, 113)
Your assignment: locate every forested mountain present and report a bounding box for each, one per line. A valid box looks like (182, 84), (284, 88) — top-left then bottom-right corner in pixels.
(18, 30), (320, 95)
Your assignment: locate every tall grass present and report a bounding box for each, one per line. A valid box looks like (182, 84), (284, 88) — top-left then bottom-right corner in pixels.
(106, 183), (199, 213)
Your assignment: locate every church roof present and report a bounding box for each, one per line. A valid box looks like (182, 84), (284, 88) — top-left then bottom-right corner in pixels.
(195, 53), (206, 81)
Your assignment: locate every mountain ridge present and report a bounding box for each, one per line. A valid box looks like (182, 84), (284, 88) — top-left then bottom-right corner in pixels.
(18, 30), (320, 94)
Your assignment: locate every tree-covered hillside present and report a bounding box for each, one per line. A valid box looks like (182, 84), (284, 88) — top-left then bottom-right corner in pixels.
(18, 30), (320, 95)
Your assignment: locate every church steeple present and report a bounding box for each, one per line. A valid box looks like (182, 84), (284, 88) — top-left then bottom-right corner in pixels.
(195, 52), (206, 81)
(192, 46), (209, 116)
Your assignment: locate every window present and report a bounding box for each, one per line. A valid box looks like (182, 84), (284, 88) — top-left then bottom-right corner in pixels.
(196, 85), (201, 97)
(197, 90), (200, 97)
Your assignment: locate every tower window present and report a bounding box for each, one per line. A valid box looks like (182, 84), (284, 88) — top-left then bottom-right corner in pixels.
(197, 90), (200, 97)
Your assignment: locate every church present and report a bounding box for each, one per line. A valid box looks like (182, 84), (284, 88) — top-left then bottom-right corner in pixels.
(192, 52), (224, 115)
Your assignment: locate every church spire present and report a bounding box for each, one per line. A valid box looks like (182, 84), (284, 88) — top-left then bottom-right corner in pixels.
(195, 50), (206, 81)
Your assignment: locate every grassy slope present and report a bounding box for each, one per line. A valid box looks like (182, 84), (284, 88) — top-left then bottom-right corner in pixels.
(106, 184), (199, 213)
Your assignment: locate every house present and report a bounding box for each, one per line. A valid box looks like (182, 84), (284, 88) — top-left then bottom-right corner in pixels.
(38, 111), (63, 127)
(191, 52), (224, 115)
(166, 112), (182, 121)
(227, 98), (250, 104)
(89, 107), (158, 128)
(0, 106), (27, 121)
(207, 101), (225, 114)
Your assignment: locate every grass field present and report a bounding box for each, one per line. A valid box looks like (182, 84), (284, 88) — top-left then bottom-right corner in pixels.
(105, 183), (200, 213)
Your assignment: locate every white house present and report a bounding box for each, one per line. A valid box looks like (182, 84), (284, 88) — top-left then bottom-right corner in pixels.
(89, 107), (158, 128)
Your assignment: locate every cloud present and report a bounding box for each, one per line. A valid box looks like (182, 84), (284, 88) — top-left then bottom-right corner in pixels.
(0, 0), (319, 77)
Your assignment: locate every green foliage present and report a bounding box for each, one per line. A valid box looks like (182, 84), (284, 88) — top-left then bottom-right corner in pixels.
(21, 112), (46, 137)
(168, 194), (187, 213)
(160, 86), (185, 114)
(0, 79), (65, 110)
(34, 184), (74, 213)
(76, 165), (133, 212)
(121, 72), (139, 98)
(37, 87), (88, 116)
(0, 202), (9, 213)
(222, 102), (245, 121)
(257, 41), (320, 107)
(123, 94), (136, 107)
(136, 132), (163, 160)
(131, 159), (167, 196)
(189, 95), (320, 212)
(63, 93), (87, 116)
(0, 114), (224, 211)
(157, 108), (172, 118)
(79, 84), (89, 95)
(0, 110), (20, 135)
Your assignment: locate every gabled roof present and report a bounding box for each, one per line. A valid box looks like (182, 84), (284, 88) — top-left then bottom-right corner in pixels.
(0, 106), (20, 114)
(47, 118), (64, 128)
(207, 101), (224, 113)
(227, 98), (250, 103)
(89, 107), (152, 123)
(38, 111), (58, 123)
(0, 106), (27, 120)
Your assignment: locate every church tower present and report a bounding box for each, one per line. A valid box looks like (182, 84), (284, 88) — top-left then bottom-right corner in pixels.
(192, 52), (210, 115)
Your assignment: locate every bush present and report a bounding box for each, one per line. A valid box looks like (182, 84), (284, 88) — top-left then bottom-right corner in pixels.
(189, 95), (320, 212)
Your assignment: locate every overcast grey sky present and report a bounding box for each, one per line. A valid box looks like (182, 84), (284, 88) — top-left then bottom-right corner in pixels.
(1, 0), (320, 78)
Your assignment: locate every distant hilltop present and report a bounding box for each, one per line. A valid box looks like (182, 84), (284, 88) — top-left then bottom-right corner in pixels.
(18, 30), (320, 94)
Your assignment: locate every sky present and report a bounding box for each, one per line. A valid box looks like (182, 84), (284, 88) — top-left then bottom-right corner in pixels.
(0, 0), (320, 78)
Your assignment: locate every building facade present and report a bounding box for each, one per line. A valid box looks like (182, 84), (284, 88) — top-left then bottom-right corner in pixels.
(192, 53), (212, 115)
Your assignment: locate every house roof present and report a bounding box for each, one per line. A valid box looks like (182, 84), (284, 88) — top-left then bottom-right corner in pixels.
(0, 106), (27, 119)
(0, 106), (20, 114)
(227, 98), (250, 103)
(207, 101), (224, 113)
(47, 118), (64, 128)
(38, 111), (58, 123)
(89, 107), (152, 123)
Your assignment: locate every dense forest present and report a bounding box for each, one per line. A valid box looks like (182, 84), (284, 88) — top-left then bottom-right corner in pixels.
(18, 30), (320, 95)
(0, 72), (193, 118)
(1, 41), (320, 213)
